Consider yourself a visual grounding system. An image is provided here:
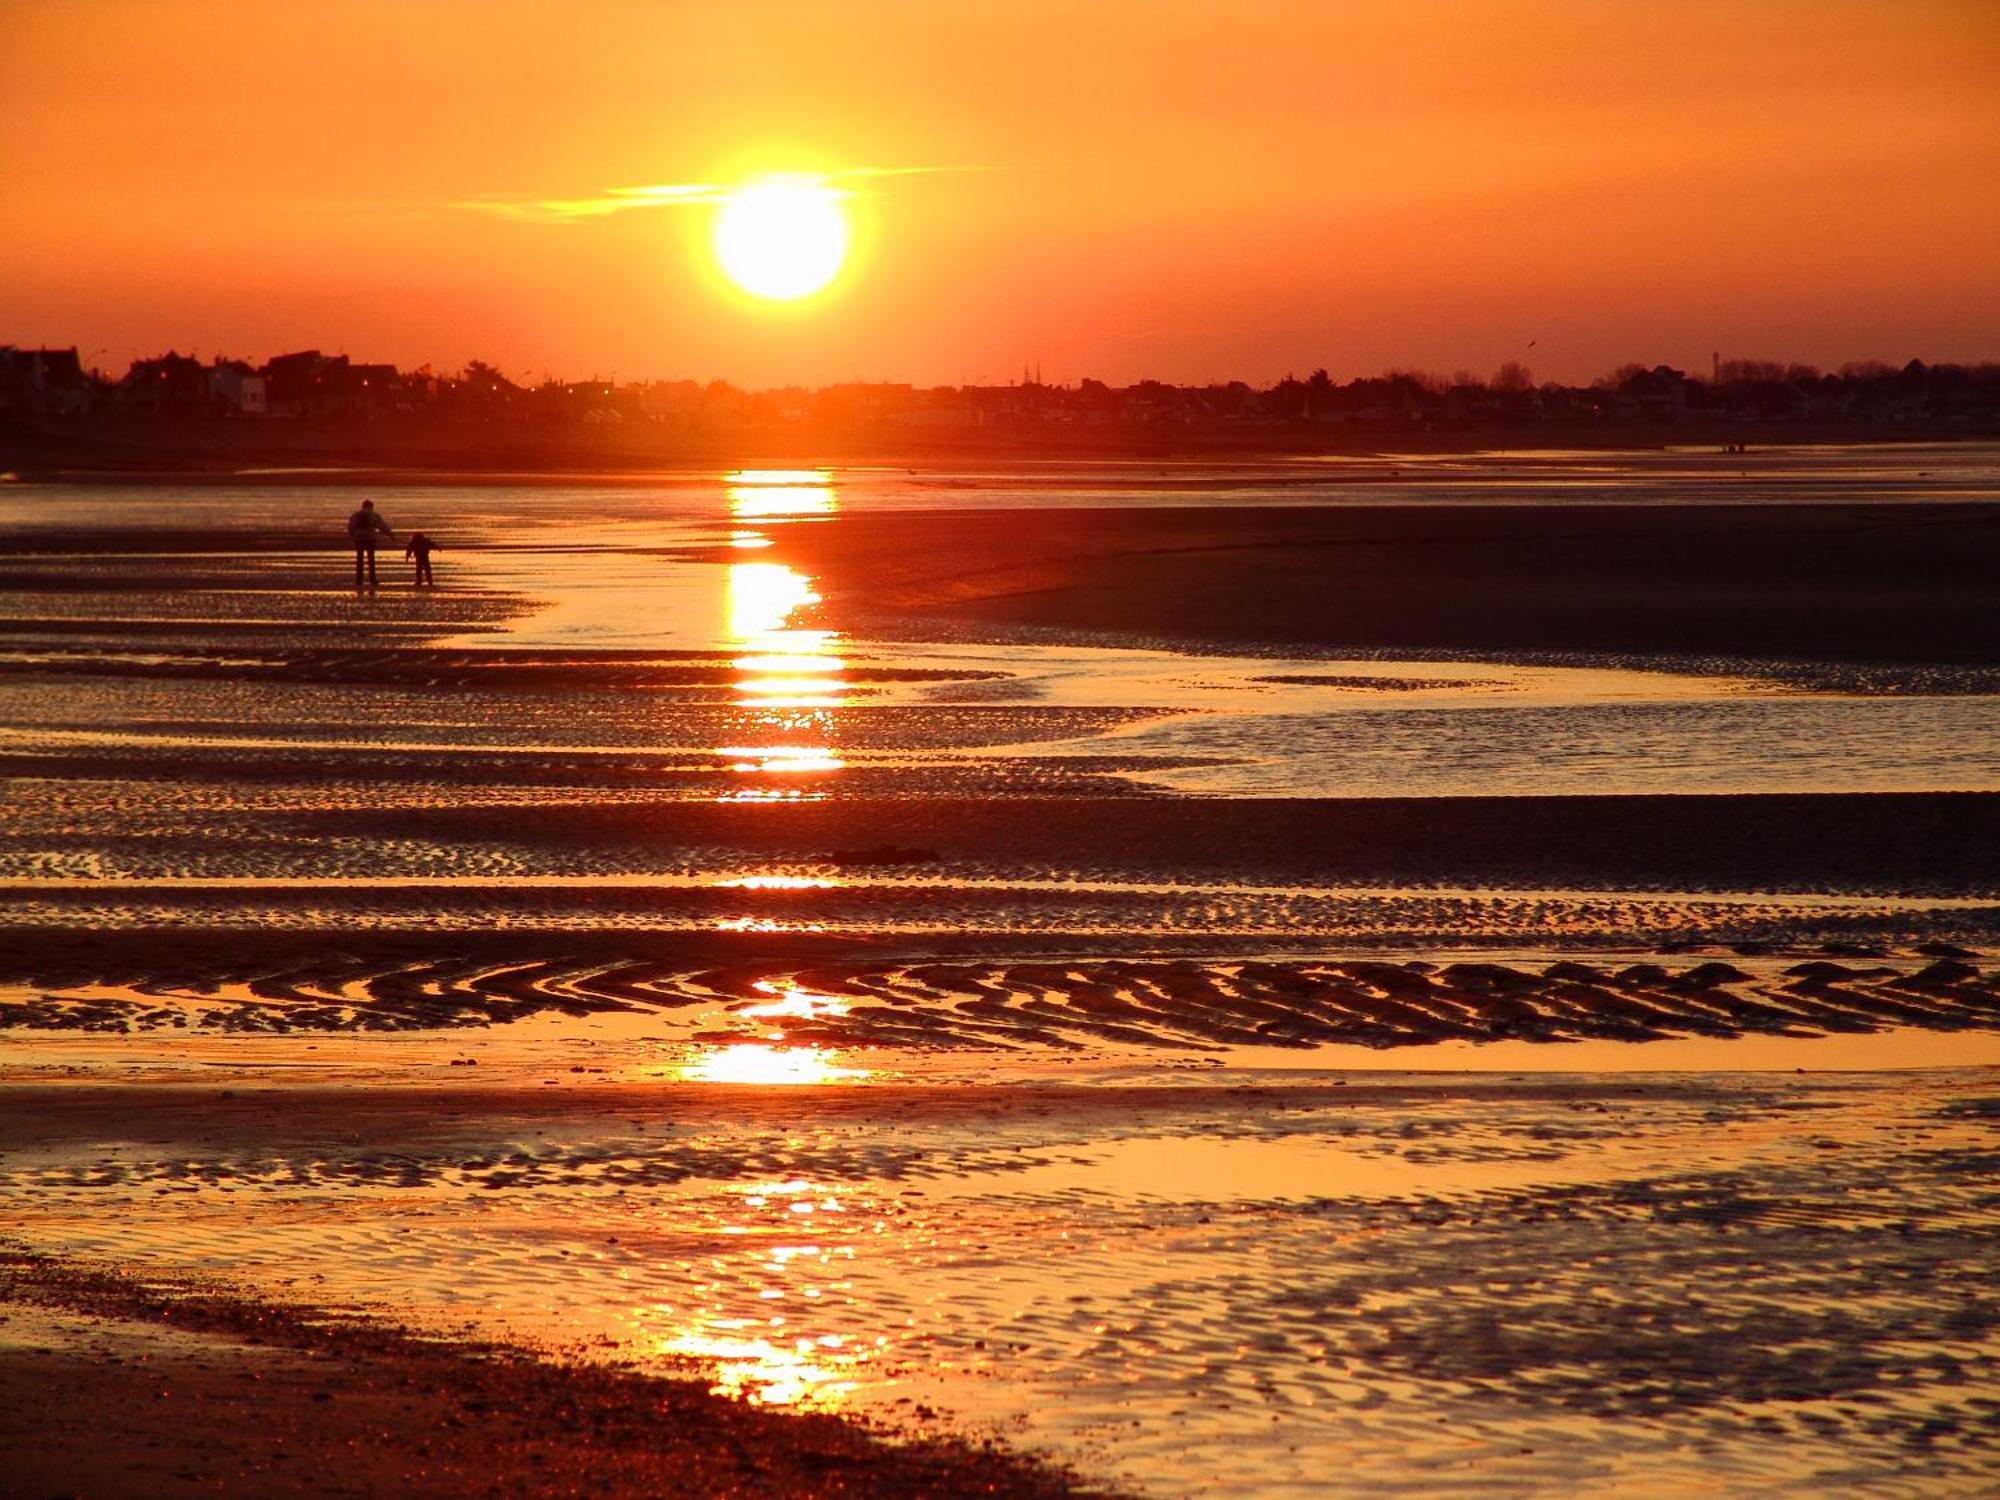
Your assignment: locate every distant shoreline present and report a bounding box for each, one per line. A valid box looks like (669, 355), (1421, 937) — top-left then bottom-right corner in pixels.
(5, 413), (1994, 481)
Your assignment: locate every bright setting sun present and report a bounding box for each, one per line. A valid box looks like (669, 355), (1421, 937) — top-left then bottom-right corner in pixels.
(711, 176), (849, 301)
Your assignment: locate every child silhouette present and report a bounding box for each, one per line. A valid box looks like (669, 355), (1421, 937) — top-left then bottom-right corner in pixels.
(404, 531), (439, 586)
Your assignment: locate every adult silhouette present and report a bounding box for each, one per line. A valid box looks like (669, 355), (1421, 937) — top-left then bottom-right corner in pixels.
(346, 499), (394, 588)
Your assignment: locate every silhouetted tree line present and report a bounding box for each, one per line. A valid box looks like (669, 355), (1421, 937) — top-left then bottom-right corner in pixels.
(4, 344), (1998, 434)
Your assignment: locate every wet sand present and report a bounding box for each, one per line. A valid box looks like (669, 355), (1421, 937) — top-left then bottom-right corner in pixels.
(15, 499), (2000, 668)
(5, 942), (2000, 1046)
(786, 501), (2000, 667)
(5, 460), (2000, 1494)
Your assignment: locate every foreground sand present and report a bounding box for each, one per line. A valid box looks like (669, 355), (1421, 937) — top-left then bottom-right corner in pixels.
(6, 1060), (1997, 1495)
(1, 1253), (1094, 1498)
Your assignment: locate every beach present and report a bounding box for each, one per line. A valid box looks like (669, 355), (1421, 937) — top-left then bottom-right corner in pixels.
(4, 447), (1999, 1496)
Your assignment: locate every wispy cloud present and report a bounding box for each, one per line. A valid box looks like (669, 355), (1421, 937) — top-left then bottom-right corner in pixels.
(458, 182), (725, 223)
(457, 166), (960, 224)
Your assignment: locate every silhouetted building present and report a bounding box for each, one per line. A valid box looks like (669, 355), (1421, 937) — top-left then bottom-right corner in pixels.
(347, 363), (402, 415)
(261, 350), (342, 417)
(120, 351), (209, 414)
(0, 346), (92, 416)
(209, 359), (266, 415)
(1620, 365), (1691, 421)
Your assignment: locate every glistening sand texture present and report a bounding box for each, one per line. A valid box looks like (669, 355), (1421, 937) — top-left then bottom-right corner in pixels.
(5, 1068), (1996, 1496)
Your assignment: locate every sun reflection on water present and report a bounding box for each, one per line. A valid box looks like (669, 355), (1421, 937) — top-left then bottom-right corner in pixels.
(718, 744), (844, 773)
(725, 470), (838, 519)
(717, 470), (846, 794)
(738, 981), (852, 1020)
(710, 916), (828, 935)
(679, 1043), (863, 1084)
(727, 562), (822, 641)
(651, 1177), (868, 1409)
(658, 1325), (860, 1408)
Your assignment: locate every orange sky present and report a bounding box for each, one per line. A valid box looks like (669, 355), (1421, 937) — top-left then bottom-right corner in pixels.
(3, 0), (1997, 387)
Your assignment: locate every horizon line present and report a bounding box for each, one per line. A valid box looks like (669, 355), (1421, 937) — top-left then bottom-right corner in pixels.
(11, 341), (1992, 394)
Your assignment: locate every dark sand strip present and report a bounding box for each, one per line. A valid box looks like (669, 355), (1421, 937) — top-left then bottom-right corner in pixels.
(0, 1252), (1098, 1499)
(785, 504), (2000, 665)
(0, 1077), (1745, 1152)
(283, 792), (2000, 894)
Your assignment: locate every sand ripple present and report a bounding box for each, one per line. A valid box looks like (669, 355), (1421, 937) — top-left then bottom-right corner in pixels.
(5, 951), (1998, 1048)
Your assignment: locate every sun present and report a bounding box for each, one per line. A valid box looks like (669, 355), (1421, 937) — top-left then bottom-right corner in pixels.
(713, 176), (849, 301)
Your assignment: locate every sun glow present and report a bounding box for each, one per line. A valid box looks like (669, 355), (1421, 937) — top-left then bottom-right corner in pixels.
(712, 177), (849, 301)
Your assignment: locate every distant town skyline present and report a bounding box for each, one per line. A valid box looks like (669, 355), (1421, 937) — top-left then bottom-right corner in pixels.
(12, 339), (1994, 454)
(5, 1), (1998, 388)
(16, 342), (2000, 398)
(13, 338), (1989, 396)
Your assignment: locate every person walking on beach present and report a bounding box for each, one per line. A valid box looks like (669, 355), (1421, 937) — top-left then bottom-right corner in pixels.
(404, 530), (439, 587)
(346, 499), (394, 588)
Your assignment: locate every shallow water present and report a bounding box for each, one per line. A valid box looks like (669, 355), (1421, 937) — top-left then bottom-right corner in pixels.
(1089, 694), (2000, 797)
(7, 440), (2000, 519)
